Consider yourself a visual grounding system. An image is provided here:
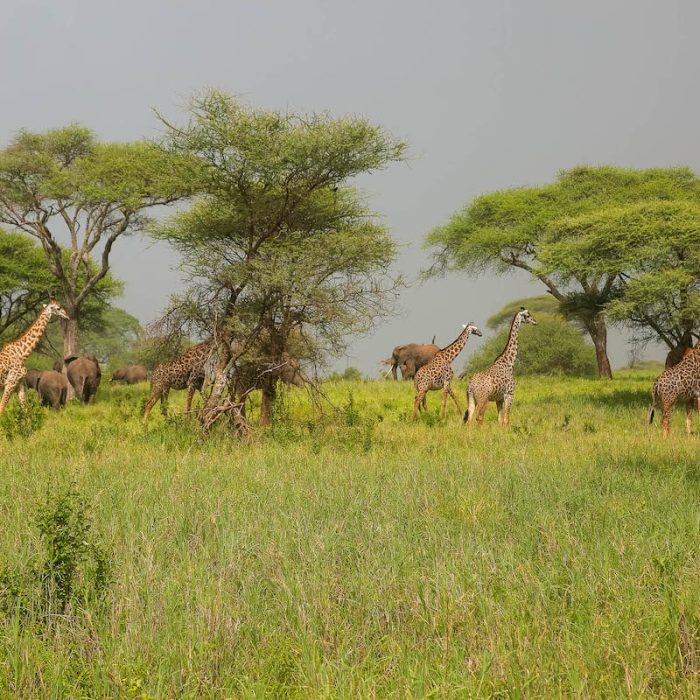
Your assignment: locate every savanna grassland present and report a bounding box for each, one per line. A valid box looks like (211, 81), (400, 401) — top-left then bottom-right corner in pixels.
(0, 371), (699, 698)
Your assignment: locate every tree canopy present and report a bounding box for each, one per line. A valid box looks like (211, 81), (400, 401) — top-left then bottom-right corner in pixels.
(0, 125), (192, 357)
(426, 165), (700, 379)
(154, 90), (406, 425)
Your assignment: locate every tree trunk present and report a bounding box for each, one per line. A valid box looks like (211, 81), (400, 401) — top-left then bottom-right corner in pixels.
(259, 373), (277, 427)
(585, 313), (613, 380)
(62, 313), (79, 401)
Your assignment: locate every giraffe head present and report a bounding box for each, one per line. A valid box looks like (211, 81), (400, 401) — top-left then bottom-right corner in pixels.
(44, 300), (70, 321)
(518, 307), (537, 325)
(461, 322), (482, 337)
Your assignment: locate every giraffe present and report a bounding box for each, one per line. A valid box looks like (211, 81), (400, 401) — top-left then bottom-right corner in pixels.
(143, 338), (217, 422)
(464, 307), (537, 427)
(648, 340), (700, 437)
(0, 300), (69, 416)
(412, 323), (482, 420)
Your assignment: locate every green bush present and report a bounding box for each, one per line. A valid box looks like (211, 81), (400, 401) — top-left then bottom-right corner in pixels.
(0, 391), (45, 441)
(463, 313), (597, 377)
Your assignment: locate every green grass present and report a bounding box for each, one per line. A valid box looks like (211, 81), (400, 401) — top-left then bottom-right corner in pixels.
(1, 372), (699, 698)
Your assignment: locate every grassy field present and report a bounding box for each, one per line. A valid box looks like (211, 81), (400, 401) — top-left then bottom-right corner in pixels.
(0, 371), (699, 698)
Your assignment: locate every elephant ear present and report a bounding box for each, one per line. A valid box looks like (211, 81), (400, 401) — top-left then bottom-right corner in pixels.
(63, 355), (80, 366)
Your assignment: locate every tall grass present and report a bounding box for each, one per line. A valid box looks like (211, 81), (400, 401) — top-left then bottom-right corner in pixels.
(0, 372), (698, 697)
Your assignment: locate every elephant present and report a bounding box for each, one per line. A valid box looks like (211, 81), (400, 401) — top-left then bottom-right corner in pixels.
(24, 369), (68, 409)
(64, 354), (102, 404)
(385, 342), (440, 380)
(110, 364), (148, 385)
(278, 352), (306, 387)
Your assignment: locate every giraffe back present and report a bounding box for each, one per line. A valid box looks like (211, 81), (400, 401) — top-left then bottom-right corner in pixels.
(652, 351), (700, 402)
(150, 339), (215, 393)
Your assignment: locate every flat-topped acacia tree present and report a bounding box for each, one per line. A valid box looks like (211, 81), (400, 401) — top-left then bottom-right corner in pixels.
(426, 166), (700, 379)
(154, 90), (406, 425)
(0, 125), (192, 358)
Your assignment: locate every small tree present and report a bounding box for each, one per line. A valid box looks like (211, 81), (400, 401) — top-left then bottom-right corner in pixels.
(155, 90), (406, 425)
(0, 125), (191, 357)
(426, 166), (700, 379)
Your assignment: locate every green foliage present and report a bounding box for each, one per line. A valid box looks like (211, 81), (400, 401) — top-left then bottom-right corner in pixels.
(426, 165), (700, 375)
(0, 484), (110, 624)
(0, 392), (45, 441)
(464, 313), (597, 377)
(78, 306), (143, 367)
(328, 366), (364, 381)
(2, 374), (700, 696)
(0, 124), (192, 351)
(153, 90), (406, 394)
(35, 484), (110, 613)
(486, 294), (565, 329)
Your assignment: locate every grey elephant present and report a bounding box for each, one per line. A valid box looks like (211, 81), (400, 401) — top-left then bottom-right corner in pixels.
(278, 352), (306, 387)
(24, 369), (68, 409)
(110, 364), (148, 385)
(64, 354), (102, 404)
(385, 342), (440, 380)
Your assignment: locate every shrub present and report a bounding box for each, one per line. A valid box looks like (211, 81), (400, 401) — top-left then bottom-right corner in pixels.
(463, 313), (597, 377)
(0, 391), (45, 441)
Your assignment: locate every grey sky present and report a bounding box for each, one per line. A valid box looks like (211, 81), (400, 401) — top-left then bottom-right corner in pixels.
(2, 0), (698, 372)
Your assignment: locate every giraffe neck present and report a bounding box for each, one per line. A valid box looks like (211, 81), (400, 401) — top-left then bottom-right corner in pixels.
(439, 327), (471, 362)
(495, 314), (523, 369)
(13, 308), (52, 360)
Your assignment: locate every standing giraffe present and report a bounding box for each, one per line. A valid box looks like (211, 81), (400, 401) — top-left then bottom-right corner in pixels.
(465, 307), (537, 427)
(412, 323), (482, 420)
(143, 338), (217, 422)
(0, 300), (69, 416)
(648, 341), (700, 437)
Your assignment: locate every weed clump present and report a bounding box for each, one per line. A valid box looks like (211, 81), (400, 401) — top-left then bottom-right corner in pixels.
(0, 392), (45, 441)
(0, 484), (111, 625)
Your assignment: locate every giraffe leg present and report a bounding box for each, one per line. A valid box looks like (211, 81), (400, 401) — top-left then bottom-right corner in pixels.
(17, 382), (26, 411)
(186, 383), (197, 413)
(661, 402), (673, 438)
(476, 401), (487, 427)
(496, 399), (504, 426)
(143, 391), (159, 423)
(160, 388), (170, 417)
(413, 389), (427, 419)
(441, 387), (448, 419)
(502, 394), (513, 428)
(686, 400), (694, 436)
(446, 386), (463, 417)
(0, 379), (18, 416)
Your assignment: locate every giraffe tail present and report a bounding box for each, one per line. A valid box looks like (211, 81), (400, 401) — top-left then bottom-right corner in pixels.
(463, 408), (469, 424)
(647, 406), (655, 425)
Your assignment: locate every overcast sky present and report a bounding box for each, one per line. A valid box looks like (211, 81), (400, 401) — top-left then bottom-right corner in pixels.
(2, 0), (698, 372)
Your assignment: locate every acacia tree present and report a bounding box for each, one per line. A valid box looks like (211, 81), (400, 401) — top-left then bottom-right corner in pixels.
(155, 90), (406, 425)
(0, 125), (191, 357)
(426, 166), (700, 379)
(542, 199), (700, 364)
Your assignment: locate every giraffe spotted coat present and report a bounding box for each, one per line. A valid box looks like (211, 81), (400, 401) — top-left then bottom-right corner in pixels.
(648, 344), (700, 437)
(412, 323), (482, 420)
(465, 308), (537, 427)
(0, 301), (69, 415)
(143, 338), (217, 421)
